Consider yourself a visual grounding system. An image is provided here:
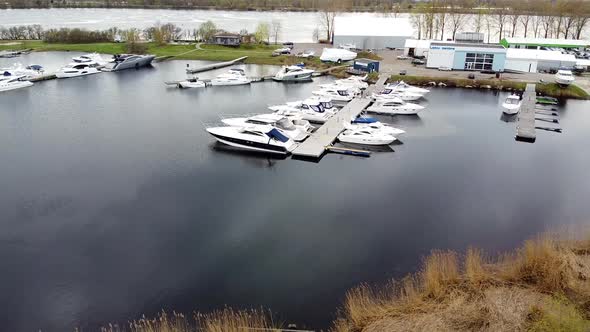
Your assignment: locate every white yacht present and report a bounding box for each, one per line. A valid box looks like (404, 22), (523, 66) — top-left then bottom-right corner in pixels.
(320, 83), (361, 97)
(387, 81), (430, 95)
(367, 98), (425, 115)
(55, 62), (101, 78)
(555, 70), (575, 87)
(0, 75), (33, 92)
(338, 128), (397, 146)
(334, 76), (369, 90)
(270, 98), (336, 124)
(1, 63), (44, 80)
(273, 66), (314, 82)
(222, 113), (312, 142)
(345, 122), (405, 136)
(206, 125), (297, 155)
(176, 77), (206, 89)
(312, 87), (354, 104)
(372, 88), (423, 101)
(72, 53), (107, 67)
(211, 68), (251, 86)
(501, 94), (522, 115)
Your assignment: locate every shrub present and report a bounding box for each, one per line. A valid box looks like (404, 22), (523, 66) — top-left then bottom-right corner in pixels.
(43, 28), (111, 43)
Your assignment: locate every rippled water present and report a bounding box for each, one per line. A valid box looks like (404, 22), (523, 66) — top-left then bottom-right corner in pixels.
(1, 52), (590, 331)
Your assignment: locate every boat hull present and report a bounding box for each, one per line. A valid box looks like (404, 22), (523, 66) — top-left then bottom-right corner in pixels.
(273, 72), (313, 82)
(502, 104), (520, 115)
(210, 79), (251, 86)
(178, 81), (206, 88)
(367, 106), (423, 115)
(338, 135), (396, 146)
(0, 81), (33, 92)
(208, 133), (291, 155)
(55, 69), (100, 79)
(110, 55), (155, 71)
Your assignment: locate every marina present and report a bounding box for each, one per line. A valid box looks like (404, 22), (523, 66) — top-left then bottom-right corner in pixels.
(1, 51), (590, 332)
(516, 84), (538, 142)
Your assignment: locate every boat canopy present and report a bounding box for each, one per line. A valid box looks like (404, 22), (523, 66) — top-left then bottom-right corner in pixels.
(27, 65), (43, 71)
(267, 128), (289, 142)
(353, 117), (378, 124)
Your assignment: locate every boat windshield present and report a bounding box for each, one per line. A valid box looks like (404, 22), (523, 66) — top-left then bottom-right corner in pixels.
(337, 90), (349, 96)
(320, 101), (333, 109)
(310, 104), (323, 113)
(276, 118), (295, 130)
(505, 98), (520, 105)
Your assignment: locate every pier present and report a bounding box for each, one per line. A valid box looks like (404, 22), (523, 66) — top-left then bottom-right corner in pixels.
(516, 84), (537, 143)
(292, 73), (388, 159)
(185, 56), (248, 74)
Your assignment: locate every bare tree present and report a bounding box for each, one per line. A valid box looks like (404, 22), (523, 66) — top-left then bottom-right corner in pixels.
(318, 0), (337, 42)
(531, 15), (542, 38)
(520, 15), (532, 37)
(448, 0), (466, 40)
(509, 14), (520, 37)
(271, 19), (281, 45)
(492, 0), (510, 42)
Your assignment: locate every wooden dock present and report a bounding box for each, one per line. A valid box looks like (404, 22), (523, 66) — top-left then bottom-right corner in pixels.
(292, 73), (388, 159)
(186, 56), (248, 74)
(516, 83), (537, 143)
(292, 98), (372, 158)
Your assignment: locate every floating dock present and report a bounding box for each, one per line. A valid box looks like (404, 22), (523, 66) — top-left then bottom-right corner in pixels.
(516, 84), (537, 143)
(292, 73), (388, 159)
(186, 56), (248, 74)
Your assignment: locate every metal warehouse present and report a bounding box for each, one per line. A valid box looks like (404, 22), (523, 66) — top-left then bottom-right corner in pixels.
(501, 37), (590, 50)
(332, 16), (414, 50)
(426, 42), (507, 71)
(504, 49), (578, 73)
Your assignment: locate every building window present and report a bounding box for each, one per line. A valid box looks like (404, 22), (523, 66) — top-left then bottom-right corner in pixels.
(464, 53), (495, 71)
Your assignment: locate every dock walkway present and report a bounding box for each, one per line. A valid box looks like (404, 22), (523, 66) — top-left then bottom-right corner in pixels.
(186, 56), (248, 74)
(516, 84), (537, 142)
(292, 73), (388, 159)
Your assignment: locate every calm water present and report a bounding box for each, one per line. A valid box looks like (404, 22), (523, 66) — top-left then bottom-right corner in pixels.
(2, 8), (588, 42)
(1, 52), (590, 331)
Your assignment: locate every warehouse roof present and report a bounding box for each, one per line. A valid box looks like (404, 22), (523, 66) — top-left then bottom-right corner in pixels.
(334, 16), (414, 37)
(506, 49), (577, 62)
(502, 37), (590, 48)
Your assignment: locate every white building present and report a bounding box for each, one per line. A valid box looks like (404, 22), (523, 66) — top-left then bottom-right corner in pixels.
(426, 42), (507, 71)
(403, 39), (435, 57)
(504, 49), (578, 73)
(332, 16), (414, 50)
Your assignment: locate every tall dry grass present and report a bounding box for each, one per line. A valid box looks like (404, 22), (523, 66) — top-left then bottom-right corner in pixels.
(99, 308), (277, 332)
(334, 230), (590, 332)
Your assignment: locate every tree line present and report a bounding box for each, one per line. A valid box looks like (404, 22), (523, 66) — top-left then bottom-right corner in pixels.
(408, 0), (590, 42)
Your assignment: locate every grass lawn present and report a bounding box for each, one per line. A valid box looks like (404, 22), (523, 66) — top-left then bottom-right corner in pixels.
(388, 74), (590, 99)
(0, 40), (308, 66)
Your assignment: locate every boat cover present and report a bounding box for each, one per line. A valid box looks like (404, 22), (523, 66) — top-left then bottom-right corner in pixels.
(353, 117), (378, 124)
(267, 128), (289, 143)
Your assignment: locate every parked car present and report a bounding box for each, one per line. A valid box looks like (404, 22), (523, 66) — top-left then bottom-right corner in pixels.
(273, 47), (291, 55)
(438, 66), (452, 71)
(399, 70), (407, 76)
(413, 55), (426, 60)
(282, 42), (294, 49)
(296, 50), (315, 58)
(412, 58), (425, 65)
(397, 55), (410, 60)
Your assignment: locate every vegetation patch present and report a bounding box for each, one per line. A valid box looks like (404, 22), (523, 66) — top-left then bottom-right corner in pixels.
(388, 75), (589, 100)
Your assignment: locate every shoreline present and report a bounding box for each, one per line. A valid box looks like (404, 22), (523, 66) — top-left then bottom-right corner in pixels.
(2, 40), (589, 99)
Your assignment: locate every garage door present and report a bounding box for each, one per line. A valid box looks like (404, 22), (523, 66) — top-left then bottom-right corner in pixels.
(505, 59), (537, 73)
(427, 48), (454, 68)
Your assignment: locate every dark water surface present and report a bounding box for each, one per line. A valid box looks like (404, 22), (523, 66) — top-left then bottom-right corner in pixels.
(1, 52), (590, 331)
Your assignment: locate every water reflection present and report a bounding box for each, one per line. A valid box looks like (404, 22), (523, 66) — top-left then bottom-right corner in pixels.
(500, 113), (517, 123)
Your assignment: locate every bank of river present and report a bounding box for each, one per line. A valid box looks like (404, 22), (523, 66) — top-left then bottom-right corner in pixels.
(1, 52), (590, 331)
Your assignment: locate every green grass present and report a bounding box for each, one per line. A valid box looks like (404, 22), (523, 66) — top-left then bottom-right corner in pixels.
(0, 40), (301, 66)
(388, 74), (589, 100)
(528, 297), (590, 332)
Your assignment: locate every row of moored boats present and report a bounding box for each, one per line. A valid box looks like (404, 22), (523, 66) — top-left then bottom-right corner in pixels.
(1, 53), (155, 92)
(205, 78), (431, 155)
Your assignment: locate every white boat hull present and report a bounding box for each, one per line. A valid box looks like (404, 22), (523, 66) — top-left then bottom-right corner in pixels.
(178, 81), (206, 88)
(367, 105), (424, 115)
(213, 136), (290, 155)
(502, 104), (520, 115)
(338, 134), (396, 146)
(555, 78), (574, 86)
(0, 81), (33, 92)
(56, 69), (100, 78)
(274, 72), (313, 82)
(210, 79), (251, 86)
